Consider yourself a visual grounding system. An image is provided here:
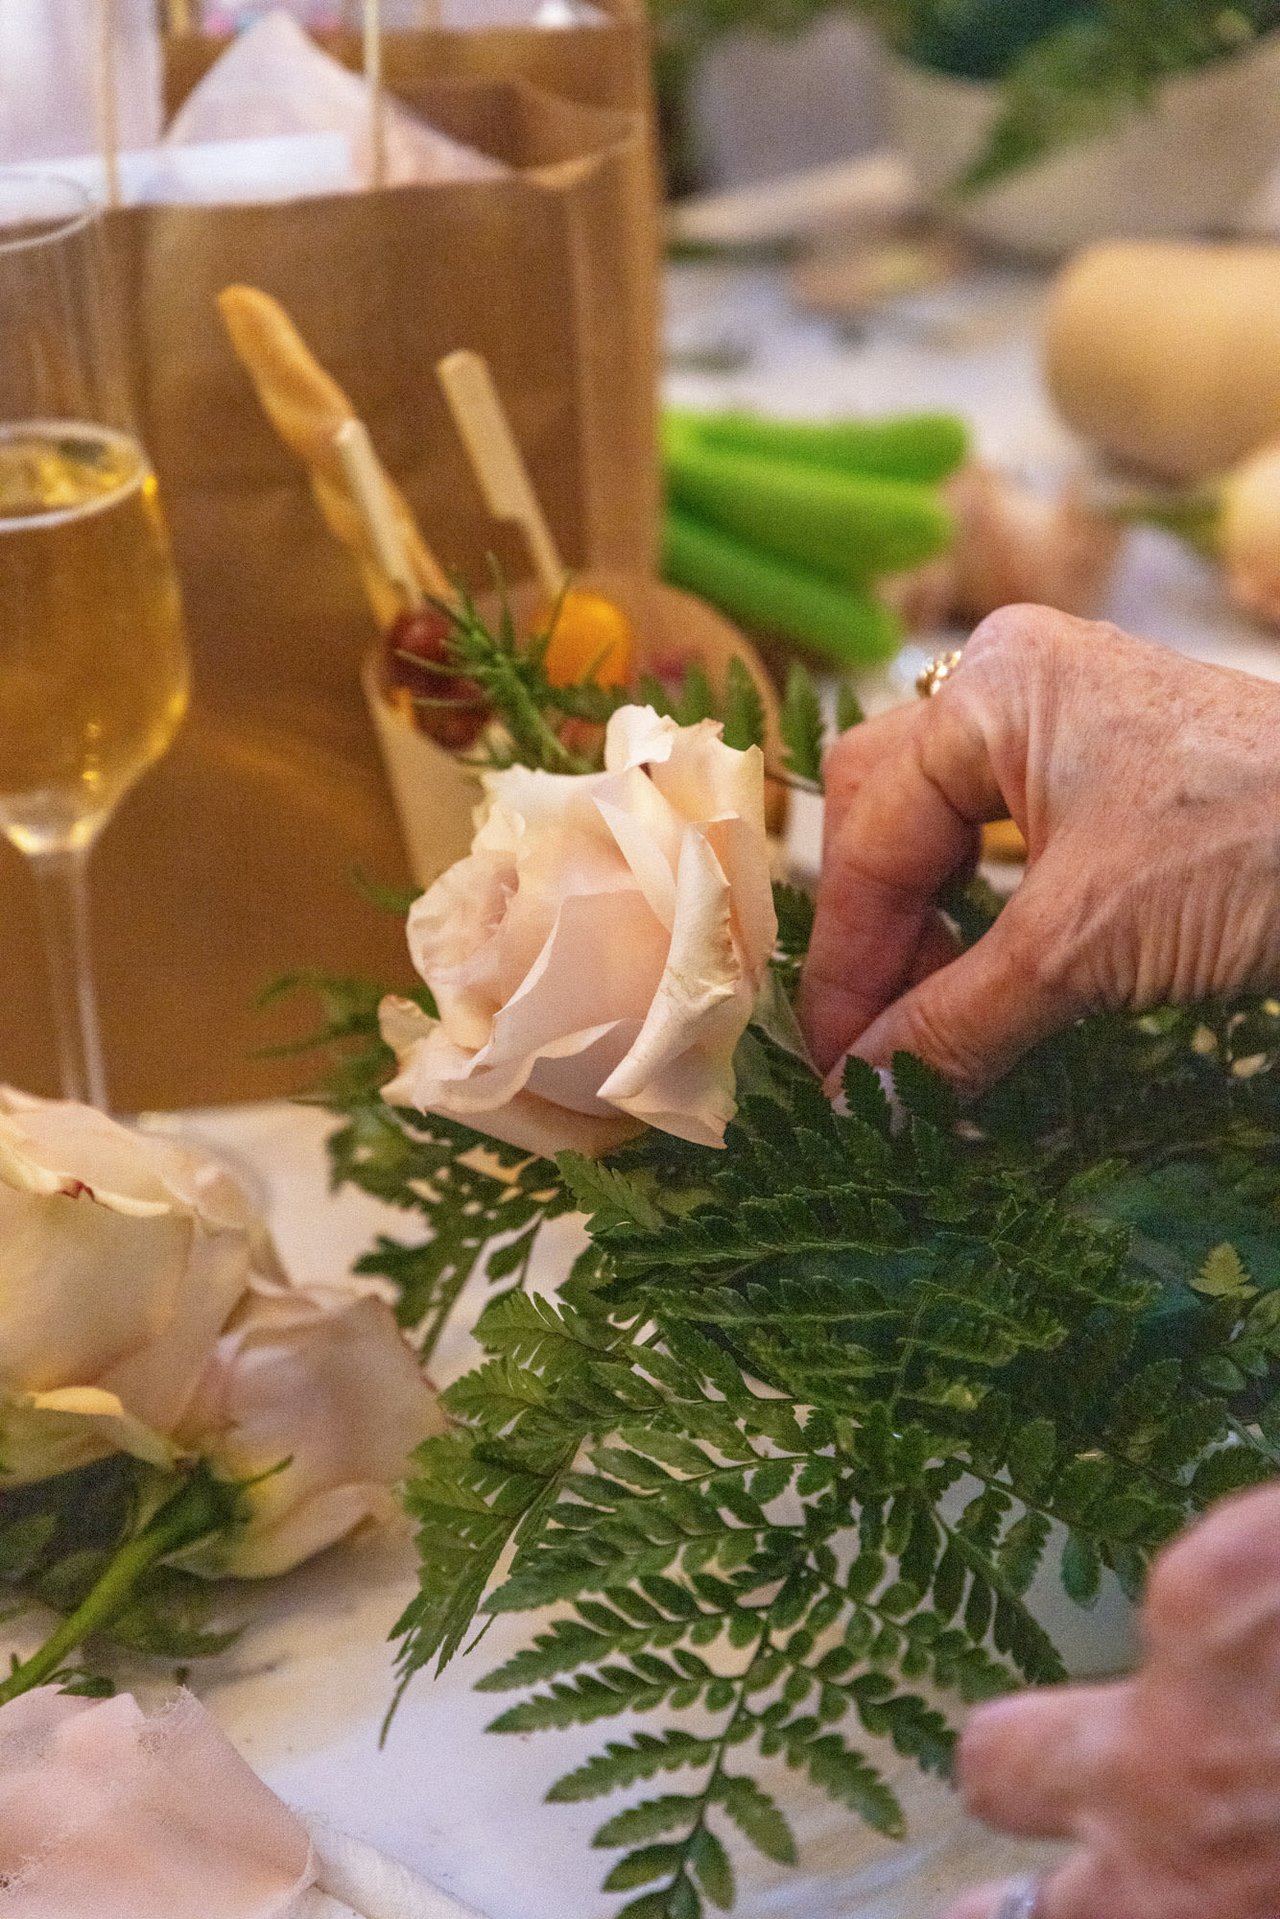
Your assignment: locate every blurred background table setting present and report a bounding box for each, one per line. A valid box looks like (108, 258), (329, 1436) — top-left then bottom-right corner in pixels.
(4, 3), (1280, 1917)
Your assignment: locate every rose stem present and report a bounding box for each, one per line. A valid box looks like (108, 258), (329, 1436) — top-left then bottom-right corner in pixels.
(0, 1465), (237, 1706)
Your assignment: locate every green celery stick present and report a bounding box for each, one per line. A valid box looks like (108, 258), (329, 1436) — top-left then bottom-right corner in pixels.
(666, 409), (969, 486)
(666, 437), (954, 588)
(663, 510), (901, 668)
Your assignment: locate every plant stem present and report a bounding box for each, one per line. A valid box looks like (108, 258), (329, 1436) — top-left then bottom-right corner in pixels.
(650, 1619), (772, 1914)
(29, 844), (108, 1110)
(0, 1466), (235, 1705)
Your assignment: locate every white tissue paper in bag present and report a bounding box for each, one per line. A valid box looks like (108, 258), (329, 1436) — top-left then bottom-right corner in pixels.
(0, 0), (163, 165)
(0, 134), (353, 208)
(435, 0), (605, 21)
(166, 11), (507, 189)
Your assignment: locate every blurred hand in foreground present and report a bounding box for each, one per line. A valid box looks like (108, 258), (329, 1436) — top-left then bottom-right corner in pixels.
(800, 606), (1280, 1093)
(943, 1482), (1280, 1919)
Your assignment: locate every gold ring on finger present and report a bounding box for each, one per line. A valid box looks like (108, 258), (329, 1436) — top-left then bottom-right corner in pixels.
(915, 648), (964, 700)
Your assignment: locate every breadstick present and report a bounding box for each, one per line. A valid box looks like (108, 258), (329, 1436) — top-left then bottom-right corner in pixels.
(217, 285), (449, 621)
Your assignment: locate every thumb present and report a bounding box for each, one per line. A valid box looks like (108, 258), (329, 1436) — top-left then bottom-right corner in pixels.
(840, 910), (1075, 1096)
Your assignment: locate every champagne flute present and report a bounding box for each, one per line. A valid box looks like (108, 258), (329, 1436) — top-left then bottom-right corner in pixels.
(0, 175), (189, 1109)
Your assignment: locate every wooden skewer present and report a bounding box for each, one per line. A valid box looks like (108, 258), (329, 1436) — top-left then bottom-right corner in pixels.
(436, 349), (567, 601)
(336, 419), (424, 612)
(97, 0), (122, 211)
(364, 0), (388, 193)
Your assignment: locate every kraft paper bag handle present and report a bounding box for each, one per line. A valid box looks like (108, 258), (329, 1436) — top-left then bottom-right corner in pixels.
(96, 0), (122, 209)
(364, 0), (387, 191)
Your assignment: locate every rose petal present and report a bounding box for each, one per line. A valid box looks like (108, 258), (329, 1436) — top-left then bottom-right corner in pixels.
(1, 1387), (178, 1480)
(387, 886), (669, 1121)
(603, 703), (684, 775)
(404, 841), (517, 1049)
(0, 1089), (260, 1232)
(600, 826), (754, 1147)
(0, 1186), (255, 1466)
(485, 889), (669, 1077)
(704, 813), (779, 978)
(593, 768), (685, 929)
(650, 725), (768, 837)
(184, 1292), (442, 1579)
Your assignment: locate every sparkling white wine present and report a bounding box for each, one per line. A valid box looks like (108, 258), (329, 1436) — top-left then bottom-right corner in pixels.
(0, 422), (189, 854)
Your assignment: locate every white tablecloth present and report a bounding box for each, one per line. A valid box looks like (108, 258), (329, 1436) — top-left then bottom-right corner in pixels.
(123, 1092), (1145, 1919)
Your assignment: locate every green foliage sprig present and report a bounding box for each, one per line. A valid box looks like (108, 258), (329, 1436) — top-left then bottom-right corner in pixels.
(295, 638), (1280, 1913)
(407, 585), (817, 791)
(650, 0), (1280, 195)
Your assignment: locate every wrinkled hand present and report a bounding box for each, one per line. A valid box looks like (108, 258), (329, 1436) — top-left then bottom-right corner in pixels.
(800, 606), (1280, 1092)
(944, 1484), (1280, 1919)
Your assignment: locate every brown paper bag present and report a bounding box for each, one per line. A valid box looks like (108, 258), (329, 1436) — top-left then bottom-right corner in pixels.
(0, 46), (659, 1112)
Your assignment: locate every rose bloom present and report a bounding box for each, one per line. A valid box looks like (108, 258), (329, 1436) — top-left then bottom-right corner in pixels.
(379, 705), (777, 1157)
(0, 1089), (275, 1485)
(182, 1276), (444, 1578)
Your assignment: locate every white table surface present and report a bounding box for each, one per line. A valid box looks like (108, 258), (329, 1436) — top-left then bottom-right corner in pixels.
(133, 1100), (1084, 1919)
(14, 261), (1280, 1916)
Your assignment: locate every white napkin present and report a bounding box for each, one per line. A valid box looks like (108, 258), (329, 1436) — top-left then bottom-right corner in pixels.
(0, 1688), (485, 1919)
(0, 0), (163, 166)
(0, 133), (353, 208)
(166, 11), (507, 190)
(296, 1816), (488, 1919)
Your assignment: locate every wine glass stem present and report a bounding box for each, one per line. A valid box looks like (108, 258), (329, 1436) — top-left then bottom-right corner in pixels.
(30, 846), (108, 1110)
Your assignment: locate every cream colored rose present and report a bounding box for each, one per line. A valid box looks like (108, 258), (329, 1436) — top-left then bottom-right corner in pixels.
(379, 705), (777, 1156)
(1221, 440), (1280, 626)
(0, 1089), (277, 1486)
(183, 1277), (443, 1578)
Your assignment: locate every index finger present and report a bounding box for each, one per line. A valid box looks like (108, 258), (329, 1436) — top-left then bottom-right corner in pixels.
(799, 694), (1005, 1074)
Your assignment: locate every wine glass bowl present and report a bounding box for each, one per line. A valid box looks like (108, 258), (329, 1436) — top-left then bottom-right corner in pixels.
(0, 424), (188, 855)
(0, 176), (190, 1106)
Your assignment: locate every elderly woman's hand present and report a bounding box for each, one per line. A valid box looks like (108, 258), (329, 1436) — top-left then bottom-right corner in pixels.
(944, 1482), (1280, 1919)
(800, 606), (1280, 1092)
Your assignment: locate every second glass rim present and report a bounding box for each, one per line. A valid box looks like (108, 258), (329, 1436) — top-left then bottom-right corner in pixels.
(0, 172), (97, 256)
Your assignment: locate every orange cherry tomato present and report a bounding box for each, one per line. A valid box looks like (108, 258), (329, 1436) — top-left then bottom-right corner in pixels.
(538, 588), (635, 688)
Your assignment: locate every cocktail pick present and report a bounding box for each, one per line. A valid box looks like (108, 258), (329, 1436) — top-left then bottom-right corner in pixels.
(436, 349), (567, 600)
(336, 420), (426, 612)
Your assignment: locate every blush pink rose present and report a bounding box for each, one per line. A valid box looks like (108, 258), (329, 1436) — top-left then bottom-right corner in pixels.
(0, 1089), (279, 1486)
(182, 1276), (444, 1579)
(379, 706), (777, 1157)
